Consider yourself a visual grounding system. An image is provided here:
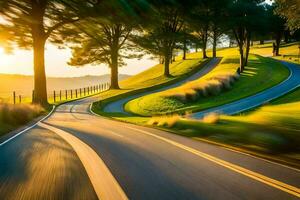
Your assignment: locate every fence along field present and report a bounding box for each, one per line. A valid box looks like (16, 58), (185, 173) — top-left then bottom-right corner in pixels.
(0, 82), (110, 104)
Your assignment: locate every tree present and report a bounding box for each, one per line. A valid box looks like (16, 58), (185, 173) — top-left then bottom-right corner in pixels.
(0, 0), (94, 106)
(208, 0), (230, 58)
(190, 1), (211, 59)
(68, 22), (135, 89)
(275, 0), (300, 32)
(134, 6), (184, 76)
(179, 26), (195, 60)
(266, 4), (286, 56)
(228, 0), (264, 72)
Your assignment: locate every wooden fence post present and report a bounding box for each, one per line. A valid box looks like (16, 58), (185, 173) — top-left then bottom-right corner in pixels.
(66, 90), (68, 100)
(19, 95), (21, 103)
(71, 90), (73, 99)
(76, 89), (78, 98)
(60, 90), (62, 101)
(32, 90), (35, 103)
(13, 91), (16, 104)
(54, 91), (56, 102)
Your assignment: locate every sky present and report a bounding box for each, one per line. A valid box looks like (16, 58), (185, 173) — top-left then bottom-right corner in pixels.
(0, 43), (157, 77)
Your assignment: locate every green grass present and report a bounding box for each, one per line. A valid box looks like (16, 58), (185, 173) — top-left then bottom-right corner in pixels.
(271, 87), (300, 105)
(125, 54), (289, 116)
(251, 42), (300, 64)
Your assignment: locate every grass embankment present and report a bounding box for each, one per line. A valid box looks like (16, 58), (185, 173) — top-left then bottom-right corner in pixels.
(125, 53), (289, 116)
(0, 104), (46, 137)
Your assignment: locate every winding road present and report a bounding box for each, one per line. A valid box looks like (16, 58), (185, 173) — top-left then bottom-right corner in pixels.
(0, 59), (300, 199)
(105, 59), (300, 119)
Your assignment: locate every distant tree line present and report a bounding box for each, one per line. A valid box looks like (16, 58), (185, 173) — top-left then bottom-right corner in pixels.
(0, 0), (299, 106)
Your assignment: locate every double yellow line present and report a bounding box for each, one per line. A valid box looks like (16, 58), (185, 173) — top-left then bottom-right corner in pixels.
(127, 126), (300, 198)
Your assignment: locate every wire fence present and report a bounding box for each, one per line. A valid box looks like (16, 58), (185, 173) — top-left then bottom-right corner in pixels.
(0, 82), (110, 105)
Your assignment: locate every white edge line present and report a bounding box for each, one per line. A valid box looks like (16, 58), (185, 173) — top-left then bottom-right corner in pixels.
(0, 105), (56, 147)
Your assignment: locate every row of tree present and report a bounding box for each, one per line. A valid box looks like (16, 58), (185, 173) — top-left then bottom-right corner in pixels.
(0, 0), (299, 106)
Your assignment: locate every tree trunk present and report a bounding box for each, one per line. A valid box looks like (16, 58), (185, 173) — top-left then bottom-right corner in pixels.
(110, 50), (120, 89)
(239, 47), (245, 72)
(164, 51), (170, 76)
(212, 28), (217, 58)
(32, 36), (48, 106)
(183, 38), (186, 60)
(284, 31), (289, 43)
(202, 31), (208, 59)
(31, 1), (48, 106)
(275, 32), (282, 56)
(245, 31), (251, 66)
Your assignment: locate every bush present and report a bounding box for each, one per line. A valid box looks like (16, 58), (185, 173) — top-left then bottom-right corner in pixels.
(202, 113), (220, 124)
(0, 104), (45, 126)
(148, 115), (180, 128)
(163, 72), (239, 103)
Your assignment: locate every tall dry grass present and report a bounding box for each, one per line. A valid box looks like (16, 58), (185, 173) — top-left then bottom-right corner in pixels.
(148, 112), (220, 128)
(163, 72), (240, 103)
(148, 114), (181, 127)
(0, 104), (45, 126)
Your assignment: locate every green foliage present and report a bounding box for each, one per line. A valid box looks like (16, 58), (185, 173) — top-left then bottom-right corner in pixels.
(275, 0), (300, 31)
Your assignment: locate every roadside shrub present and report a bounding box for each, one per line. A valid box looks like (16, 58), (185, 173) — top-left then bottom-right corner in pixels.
(202, 113), (220, 124)
(163, 72), (240, 103)
(0, 104), (45, 126)
(148, 115), (180, 128)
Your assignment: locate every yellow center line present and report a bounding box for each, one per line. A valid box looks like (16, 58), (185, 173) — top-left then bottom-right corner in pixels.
(127, 126), (300, 198)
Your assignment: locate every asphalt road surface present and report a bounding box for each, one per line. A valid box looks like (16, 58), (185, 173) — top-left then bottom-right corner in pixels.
(0, 61), (300, 199)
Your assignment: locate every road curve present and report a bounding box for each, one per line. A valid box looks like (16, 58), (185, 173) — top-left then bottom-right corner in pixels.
(0, 93), (300, 199)
(191, 60), (300, 118)
(104, 58), (221, 113)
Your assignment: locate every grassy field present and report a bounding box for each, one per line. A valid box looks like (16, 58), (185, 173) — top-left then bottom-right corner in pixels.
(125, 54), (289, 116)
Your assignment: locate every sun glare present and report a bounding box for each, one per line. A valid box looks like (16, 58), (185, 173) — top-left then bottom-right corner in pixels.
(0, 47), (8, 62)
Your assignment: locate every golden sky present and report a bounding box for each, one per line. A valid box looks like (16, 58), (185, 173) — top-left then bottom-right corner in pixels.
(0, 43), (156, 77)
